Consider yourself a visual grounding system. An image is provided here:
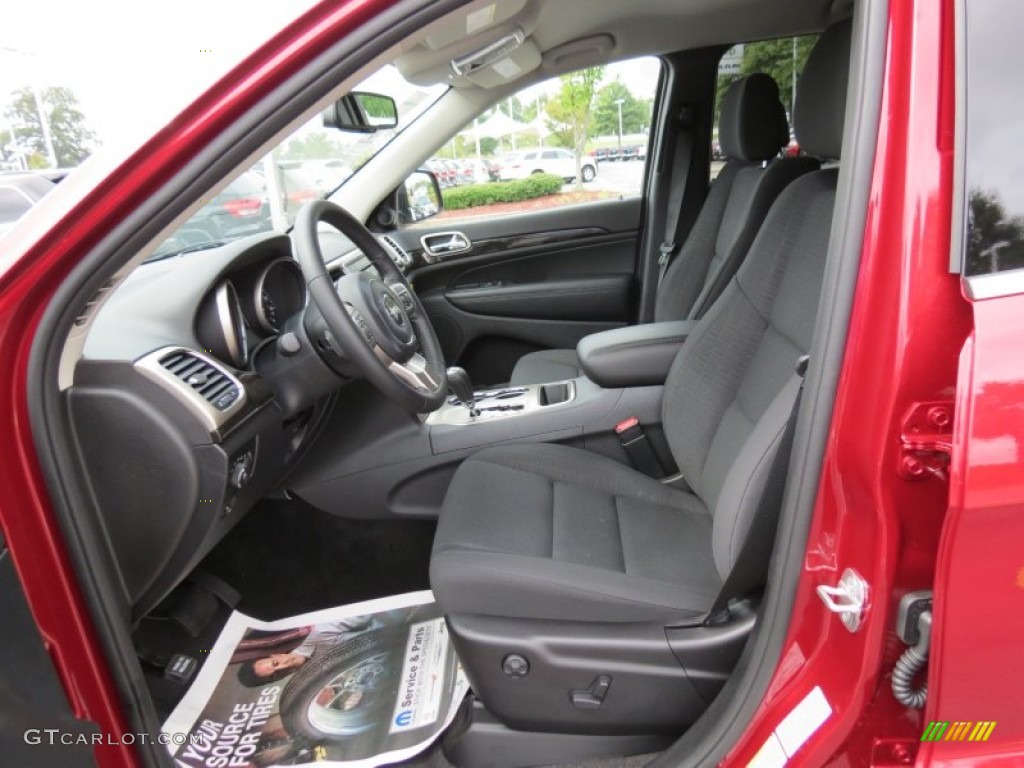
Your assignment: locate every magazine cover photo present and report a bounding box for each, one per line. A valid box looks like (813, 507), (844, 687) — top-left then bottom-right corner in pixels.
(164, 592), (469, 768)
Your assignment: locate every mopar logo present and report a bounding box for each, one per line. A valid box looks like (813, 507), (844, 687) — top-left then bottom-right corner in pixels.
(394, 710), (413, 728)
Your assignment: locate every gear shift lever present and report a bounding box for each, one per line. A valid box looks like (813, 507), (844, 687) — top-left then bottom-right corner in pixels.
(446, 366), (479, 417)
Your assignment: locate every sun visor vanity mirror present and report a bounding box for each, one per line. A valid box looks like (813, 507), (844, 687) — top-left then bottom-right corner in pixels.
(451, 29), (525, 77)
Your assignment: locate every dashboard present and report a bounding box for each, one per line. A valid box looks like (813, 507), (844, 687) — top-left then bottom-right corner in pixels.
(73, 229), (413, 622)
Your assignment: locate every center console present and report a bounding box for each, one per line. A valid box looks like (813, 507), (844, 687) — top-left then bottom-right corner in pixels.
(426, 381), (576, 426)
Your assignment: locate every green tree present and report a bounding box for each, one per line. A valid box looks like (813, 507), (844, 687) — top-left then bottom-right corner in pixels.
(545, 66), (604, 189)
(966, 188), (1024, 274)
(281, 131), (346, 161)
(4, 86), (97, 167)
(592, 80), (649, 139)
(715, 36), (817, 126)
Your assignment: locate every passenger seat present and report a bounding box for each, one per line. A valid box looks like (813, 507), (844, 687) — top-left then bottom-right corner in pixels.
(509, 72), (819, 386)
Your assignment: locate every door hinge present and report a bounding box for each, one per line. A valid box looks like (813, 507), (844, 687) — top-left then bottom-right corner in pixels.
(898, 401), (953, 480)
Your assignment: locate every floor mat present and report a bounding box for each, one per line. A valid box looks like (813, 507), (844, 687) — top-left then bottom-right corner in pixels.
(163, 591), (468, 768)
(199, 497), (437, 620)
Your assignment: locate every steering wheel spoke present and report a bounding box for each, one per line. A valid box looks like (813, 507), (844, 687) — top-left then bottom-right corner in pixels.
(295, 200), (447, 413)
(381, 352), (442, 393)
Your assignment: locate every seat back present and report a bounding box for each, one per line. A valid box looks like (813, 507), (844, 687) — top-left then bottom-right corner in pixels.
(655, 73), (818, 323)
(661, 20), (853, 581)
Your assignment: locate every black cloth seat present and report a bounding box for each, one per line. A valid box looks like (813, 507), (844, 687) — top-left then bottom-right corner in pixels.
(431, 21), (852, 631)
(432, 443), (720, 624)
(510, 72), (818, 386)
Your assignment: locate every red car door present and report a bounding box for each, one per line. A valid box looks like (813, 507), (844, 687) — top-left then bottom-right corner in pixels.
(925, 0), (1024, 762)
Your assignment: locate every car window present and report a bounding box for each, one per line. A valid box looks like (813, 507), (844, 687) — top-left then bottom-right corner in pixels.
(0, 187), (32, 223)
(150, 65), (446, 260)
(713, 35), (818, 176)
(959, 0), (1024, 277)
(414, 56), (660, 227)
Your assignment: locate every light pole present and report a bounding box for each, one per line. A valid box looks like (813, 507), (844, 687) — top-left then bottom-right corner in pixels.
(614, 98), (625, 149)
(791, 37), (798, 114)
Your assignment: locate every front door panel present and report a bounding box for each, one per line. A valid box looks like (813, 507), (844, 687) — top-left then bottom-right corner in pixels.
(397, 198), (642, 384)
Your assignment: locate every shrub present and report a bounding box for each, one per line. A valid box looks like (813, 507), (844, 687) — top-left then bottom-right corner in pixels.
(442, 174), (564, 211)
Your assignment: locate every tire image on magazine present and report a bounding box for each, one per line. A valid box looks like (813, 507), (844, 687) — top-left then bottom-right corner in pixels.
(280, 630), (400, 741)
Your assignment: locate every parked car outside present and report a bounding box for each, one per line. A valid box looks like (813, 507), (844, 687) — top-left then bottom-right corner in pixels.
(0, 173), (56, 236)
(171, 169), (271, 245)
(498, 147), (597, 182)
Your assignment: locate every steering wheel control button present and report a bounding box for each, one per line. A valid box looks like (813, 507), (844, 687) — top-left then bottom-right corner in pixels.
(502, 653), (530, 678)
(392, 284), (416, 313)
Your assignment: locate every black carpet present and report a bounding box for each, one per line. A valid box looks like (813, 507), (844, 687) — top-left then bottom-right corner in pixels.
(197, 496), (437, 620)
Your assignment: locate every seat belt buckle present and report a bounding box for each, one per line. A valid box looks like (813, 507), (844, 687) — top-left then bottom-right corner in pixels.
(615, 417), (666, 478)
(658, 242), (676, 265)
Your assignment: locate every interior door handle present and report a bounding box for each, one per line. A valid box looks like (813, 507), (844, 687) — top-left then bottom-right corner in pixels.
(420, 231), (472, 262)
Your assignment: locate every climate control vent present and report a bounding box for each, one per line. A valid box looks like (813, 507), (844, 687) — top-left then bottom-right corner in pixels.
(159, 351), (241, 411)
(379, 235), (413, 269)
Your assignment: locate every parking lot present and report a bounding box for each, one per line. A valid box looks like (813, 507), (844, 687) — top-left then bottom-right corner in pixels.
(568, 157), (727, 196)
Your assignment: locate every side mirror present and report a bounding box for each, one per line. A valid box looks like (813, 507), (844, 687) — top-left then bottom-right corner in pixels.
(322, 92), (398, 133)
(398, 170), (443, 224)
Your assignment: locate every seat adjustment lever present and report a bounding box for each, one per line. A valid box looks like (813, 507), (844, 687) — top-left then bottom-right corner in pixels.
(570, 675), (611, 709)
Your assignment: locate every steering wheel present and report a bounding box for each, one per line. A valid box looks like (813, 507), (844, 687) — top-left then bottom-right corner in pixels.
(293, 200), (447, 413)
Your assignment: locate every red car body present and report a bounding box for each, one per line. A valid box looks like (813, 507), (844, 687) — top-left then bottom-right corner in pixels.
(0, 0), (1019, 766)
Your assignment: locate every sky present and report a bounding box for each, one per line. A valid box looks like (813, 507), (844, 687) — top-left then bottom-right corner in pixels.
(0, 1), (662, 159)
(0, 0), (320, 153)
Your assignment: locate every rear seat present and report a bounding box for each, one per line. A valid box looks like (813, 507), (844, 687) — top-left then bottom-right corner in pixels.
(510, 72), (819, 386)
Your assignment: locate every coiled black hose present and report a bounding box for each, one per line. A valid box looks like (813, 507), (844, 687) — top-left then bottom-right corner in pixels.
(892, 611), (931, 709)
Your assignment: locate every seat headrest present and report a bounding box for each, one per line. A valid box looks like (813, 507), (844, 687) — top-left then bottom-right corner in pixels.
(718, 73), (790, 162)
(793, 19), (852, 160)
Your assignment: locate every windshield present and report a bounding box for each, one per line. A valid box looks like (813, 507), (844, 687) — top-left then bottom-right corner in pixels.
(150, 66), (446, 259)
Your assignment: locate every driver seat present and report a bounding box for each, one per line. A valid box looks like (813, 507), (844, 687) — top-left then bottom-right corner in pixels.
(430, 21), (851, 734)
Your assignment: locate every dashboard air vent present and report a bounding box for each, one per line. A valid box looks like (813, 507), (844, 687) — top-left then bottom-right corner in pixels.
(159, 351), (241, 411)
(380, 235), (413, 269)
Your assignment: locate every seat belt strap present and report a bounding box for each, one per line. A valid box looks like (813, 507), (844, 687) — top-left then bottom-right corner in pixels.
(704, 355), (809, 625)
(657, 106), (697, 288)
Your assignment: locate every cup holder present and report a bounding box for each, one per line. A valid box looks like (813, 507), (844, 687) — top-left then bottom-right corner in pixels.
(540, 382), (573, 406)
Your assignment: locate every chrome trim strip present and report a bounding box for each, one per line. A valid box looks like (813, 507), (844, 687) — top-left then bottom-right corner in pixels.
(963, 268), (1024, 301)
(135, 347), (248, 434)
(215, 281), (247, 367)
(419, 231), (471, 262)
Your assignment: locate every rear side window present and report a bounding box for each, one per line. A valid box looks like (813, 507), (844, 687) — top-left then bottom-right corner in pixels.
(960, 0), (1024, 277)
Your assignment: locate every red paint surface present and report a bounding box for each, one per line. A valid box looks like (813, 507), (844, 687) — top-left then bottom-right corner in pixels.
(725, 0), (974, 764)
(0, 1), (395, 766)
(923, 296), (1024, 765)
(2, 0), (1016, 765)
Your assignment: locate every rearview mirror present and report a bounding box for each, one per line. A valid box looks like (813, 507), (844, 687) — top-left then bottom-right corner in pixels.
(322, 92), (398, 133)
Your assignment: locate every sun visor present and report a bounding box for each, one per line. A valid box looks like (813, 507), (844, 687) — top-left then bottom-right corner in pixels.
(421, 0), (528, 51)
(397, 28), (541, 89)
(457, 38), (542, 88)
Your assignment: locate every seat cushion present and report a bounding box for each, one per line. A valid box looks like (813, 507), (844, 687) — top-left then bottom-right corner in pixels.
(509, 348), (582, 386)
(431, 443), (722, 623)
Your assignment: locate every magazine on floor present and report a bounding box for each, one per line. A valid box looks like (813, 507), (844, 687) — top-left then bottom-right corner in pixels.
(163, 591), (469, 768)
